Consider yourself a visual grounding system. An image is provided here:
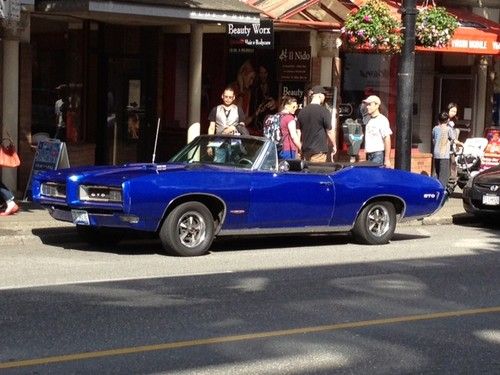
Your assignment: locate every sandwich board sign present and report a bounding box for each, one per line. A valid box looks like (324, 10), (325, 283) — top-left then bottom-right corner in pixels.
(23, 140), (70, 201)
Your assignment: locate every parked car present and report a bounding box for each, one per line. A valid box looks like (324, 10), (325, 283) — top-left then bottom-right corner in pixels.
(32, 134), (446, 256)
(462, 164), (500, 218)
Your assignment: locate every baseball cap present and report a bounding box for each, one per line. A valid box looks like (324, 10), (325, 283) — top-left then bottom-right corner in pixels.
(363, 95), (381, 105)
(310, 85), (326, 95)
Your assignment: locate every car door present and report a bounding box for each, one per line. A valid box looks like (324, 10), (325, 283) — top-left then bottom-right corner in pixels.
(248, 170), (335, 228)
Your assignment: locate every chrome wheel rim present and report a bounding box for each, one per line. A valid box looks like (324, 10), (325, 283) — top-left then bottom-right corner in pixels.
(177, 211), (206, 248)
(367, 205), (390, 237)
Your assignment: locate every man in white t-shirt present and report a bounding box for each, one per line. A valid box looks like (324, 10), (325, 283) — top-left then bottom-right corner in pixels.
(363, 95), (392, 167)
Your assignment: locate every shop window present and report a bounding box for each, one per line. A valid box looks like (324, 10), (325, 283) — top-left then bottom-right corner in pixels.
(31, 19), (84, 144)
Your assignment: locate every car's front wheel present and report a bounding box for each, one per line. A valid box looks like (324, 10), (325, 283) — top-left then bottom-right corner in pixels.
(352, 201), (396, 245)
(160, 202), (214, 256)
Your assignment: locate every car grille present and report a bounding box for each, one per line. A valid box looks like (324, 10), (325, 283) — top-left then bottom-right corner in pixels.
(41, 182), (66, 199)
(475, 182), (500, 192)
(79, 185), (122, 203)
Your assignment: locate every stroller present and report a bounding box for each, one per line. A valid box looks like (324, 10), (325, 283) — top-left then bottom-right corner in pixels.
(454, 137), (488, 189)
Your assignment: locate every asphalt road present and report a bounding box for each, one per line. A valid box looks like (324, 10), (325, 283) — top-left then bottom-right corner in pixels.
(0, 223), (499, 374)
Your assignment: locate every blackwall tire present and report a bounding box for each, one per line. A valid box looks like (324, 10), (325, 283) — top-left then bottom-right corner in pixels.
(352, 201), (396, 245)
(160, 202), (214, 256)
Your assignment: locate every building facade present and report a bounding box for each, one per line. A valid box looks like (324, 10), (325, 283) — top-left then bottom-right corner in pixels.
(1, 0), (499, 195)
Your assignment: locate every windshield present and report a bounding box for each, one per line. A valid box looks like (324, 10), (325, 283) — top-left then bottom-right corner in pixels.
(169, 135), (270, 169)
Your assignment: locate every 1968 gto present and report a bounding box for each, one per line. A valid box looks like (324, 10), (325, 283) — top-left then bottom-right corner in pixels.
(32, 135), (445, 256)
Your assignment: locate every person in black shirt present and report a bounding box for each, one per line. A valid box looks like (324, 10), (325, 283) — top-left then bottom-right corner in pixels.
(297, 86), (336, 162)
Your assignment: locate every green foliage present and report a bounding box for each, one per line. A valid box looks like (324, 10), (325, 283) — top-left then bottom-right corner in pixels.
(416, 6), (459, 48)
(341, 0), (403, 53)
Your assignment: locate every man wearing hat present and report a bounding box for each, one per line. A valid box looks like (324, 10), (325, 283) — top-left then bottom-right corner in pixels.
(363, 95), (392, 167)
(297, 85), (336, 163)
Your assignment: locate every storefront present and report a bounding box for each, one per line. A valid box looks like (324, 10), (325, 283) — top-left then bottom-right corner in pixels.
(8, 0), (261, 193)
(2, 0), (499, 194)
(341, 1), (500, 173)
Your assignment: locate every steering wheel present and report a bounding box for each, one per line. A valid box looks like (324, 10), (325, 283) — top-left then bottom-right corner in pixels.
(238, 158), (253, 166)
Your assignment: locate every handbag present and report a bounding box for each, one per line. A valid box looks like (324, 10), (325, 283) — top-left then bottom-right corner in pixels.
(0, 136), (21, 168)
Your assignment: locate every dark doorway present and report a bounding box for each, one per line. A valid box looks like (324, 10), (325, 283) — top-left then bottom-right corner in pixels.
(96, 25), (159, 165)
(437, 75), (475, 142)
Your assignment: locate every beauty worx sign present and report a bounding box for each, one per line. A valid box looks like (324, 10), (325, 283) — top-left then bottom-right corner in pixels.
(227, 20), (274, 49)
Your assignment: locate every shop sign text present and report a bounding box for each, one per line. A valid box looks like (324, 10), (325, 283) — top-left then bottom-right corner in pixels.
(227, 20), (274, 49)
(277, 47), (311, 82)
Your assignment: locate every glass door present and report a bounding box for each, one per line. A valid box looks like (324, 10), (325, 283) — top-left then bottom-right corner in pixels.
(106, 57), (145, 165)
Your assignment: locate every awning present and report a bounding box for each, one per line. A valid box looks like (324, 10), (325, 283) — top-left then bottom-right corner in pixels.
(351, 0), (500, 55)
(245, 0), (354, 30)
(35, 0), (261, 25)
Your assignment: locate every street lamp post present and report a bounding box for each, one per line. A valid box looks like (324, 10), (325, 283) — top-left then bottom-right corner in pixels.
(395, 0), (417, 171)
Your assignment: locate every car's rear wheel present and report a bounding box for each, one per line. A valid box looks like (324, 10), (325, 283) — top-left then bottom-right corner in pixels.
(352, 201), (396, 245)
(76, 225), (124, 246)
(160, 202), (214, 256)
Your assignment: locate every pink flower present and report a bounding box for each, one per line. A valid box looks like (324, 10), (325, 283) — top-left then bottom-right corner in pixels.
(364, 15), (372, 22)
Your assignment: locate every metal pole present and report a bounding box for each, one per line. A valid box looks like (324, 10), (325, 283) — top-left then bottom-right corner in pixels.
(395, 0), (417, 171)
(152, 118), (161, 163)
(331, 86), (338, 131)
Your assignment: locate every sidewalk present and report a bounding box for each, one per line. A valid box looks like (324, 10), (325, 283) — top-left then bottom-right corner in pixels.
(0, 191), (476, 246)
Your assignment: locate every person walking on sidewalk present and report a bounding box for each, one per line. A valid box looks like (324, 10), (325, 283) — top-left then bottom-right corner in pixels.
(0, 180), (19, 216)
(363, 95), (392, 167)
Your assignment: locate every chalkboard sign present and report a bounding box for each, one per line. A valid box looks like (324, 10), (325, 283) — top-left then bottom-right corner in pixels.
(23, 140), (70, 200)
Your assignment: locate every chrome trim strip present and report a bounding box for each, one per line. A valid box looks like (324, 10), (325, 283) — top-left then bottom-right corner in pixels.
(357, 194), (407, 219)
(164, 192), (228, 234)
(229, 210), (246, 214)
(218, 225), (352, 236)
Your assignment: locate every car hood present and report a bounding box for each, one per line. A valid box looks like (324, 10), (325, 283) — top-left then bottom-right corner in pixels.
(475, 165), (500, 184)
(52, 163), (227, 186)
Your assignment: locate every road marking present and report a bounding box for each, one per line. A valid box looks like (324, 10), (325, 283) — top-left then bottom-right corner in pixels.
(1, 306), (499, 369)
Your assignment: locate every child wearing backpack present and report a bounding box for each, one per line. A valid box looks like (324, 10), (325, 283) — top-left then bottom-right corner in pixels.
(263, 96), (301, 159)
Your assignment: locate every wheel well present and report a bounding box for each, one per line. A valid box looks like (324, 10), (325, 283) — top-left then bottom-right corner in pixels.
(363, 196), (405, 217)
(160, 194), (225, 233)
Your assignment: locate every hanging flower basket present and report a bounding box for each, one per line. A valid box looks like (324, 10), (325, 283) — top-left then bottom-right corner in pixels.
(415, 6), (459, 48)
(341, 0), (403, 53)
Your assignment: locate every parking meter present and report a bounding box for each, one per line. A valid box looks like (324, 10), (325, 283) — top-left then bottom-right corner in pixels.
(342, 118), (364, 161)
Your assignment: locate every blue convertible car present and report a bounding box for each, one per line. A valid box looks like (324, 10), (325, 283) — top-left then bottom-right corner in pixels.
(32, 135), (445, 256)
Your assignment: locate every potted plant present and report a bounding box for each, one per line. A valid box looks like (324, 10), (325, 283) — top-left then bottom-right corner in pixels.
(415, 5), (459, 48)
(341, 0), (403, 53)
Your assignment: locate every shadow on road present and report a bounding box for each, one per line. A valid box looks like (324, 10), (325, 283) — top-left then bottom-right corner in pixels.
(30, 227), (430, 256)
